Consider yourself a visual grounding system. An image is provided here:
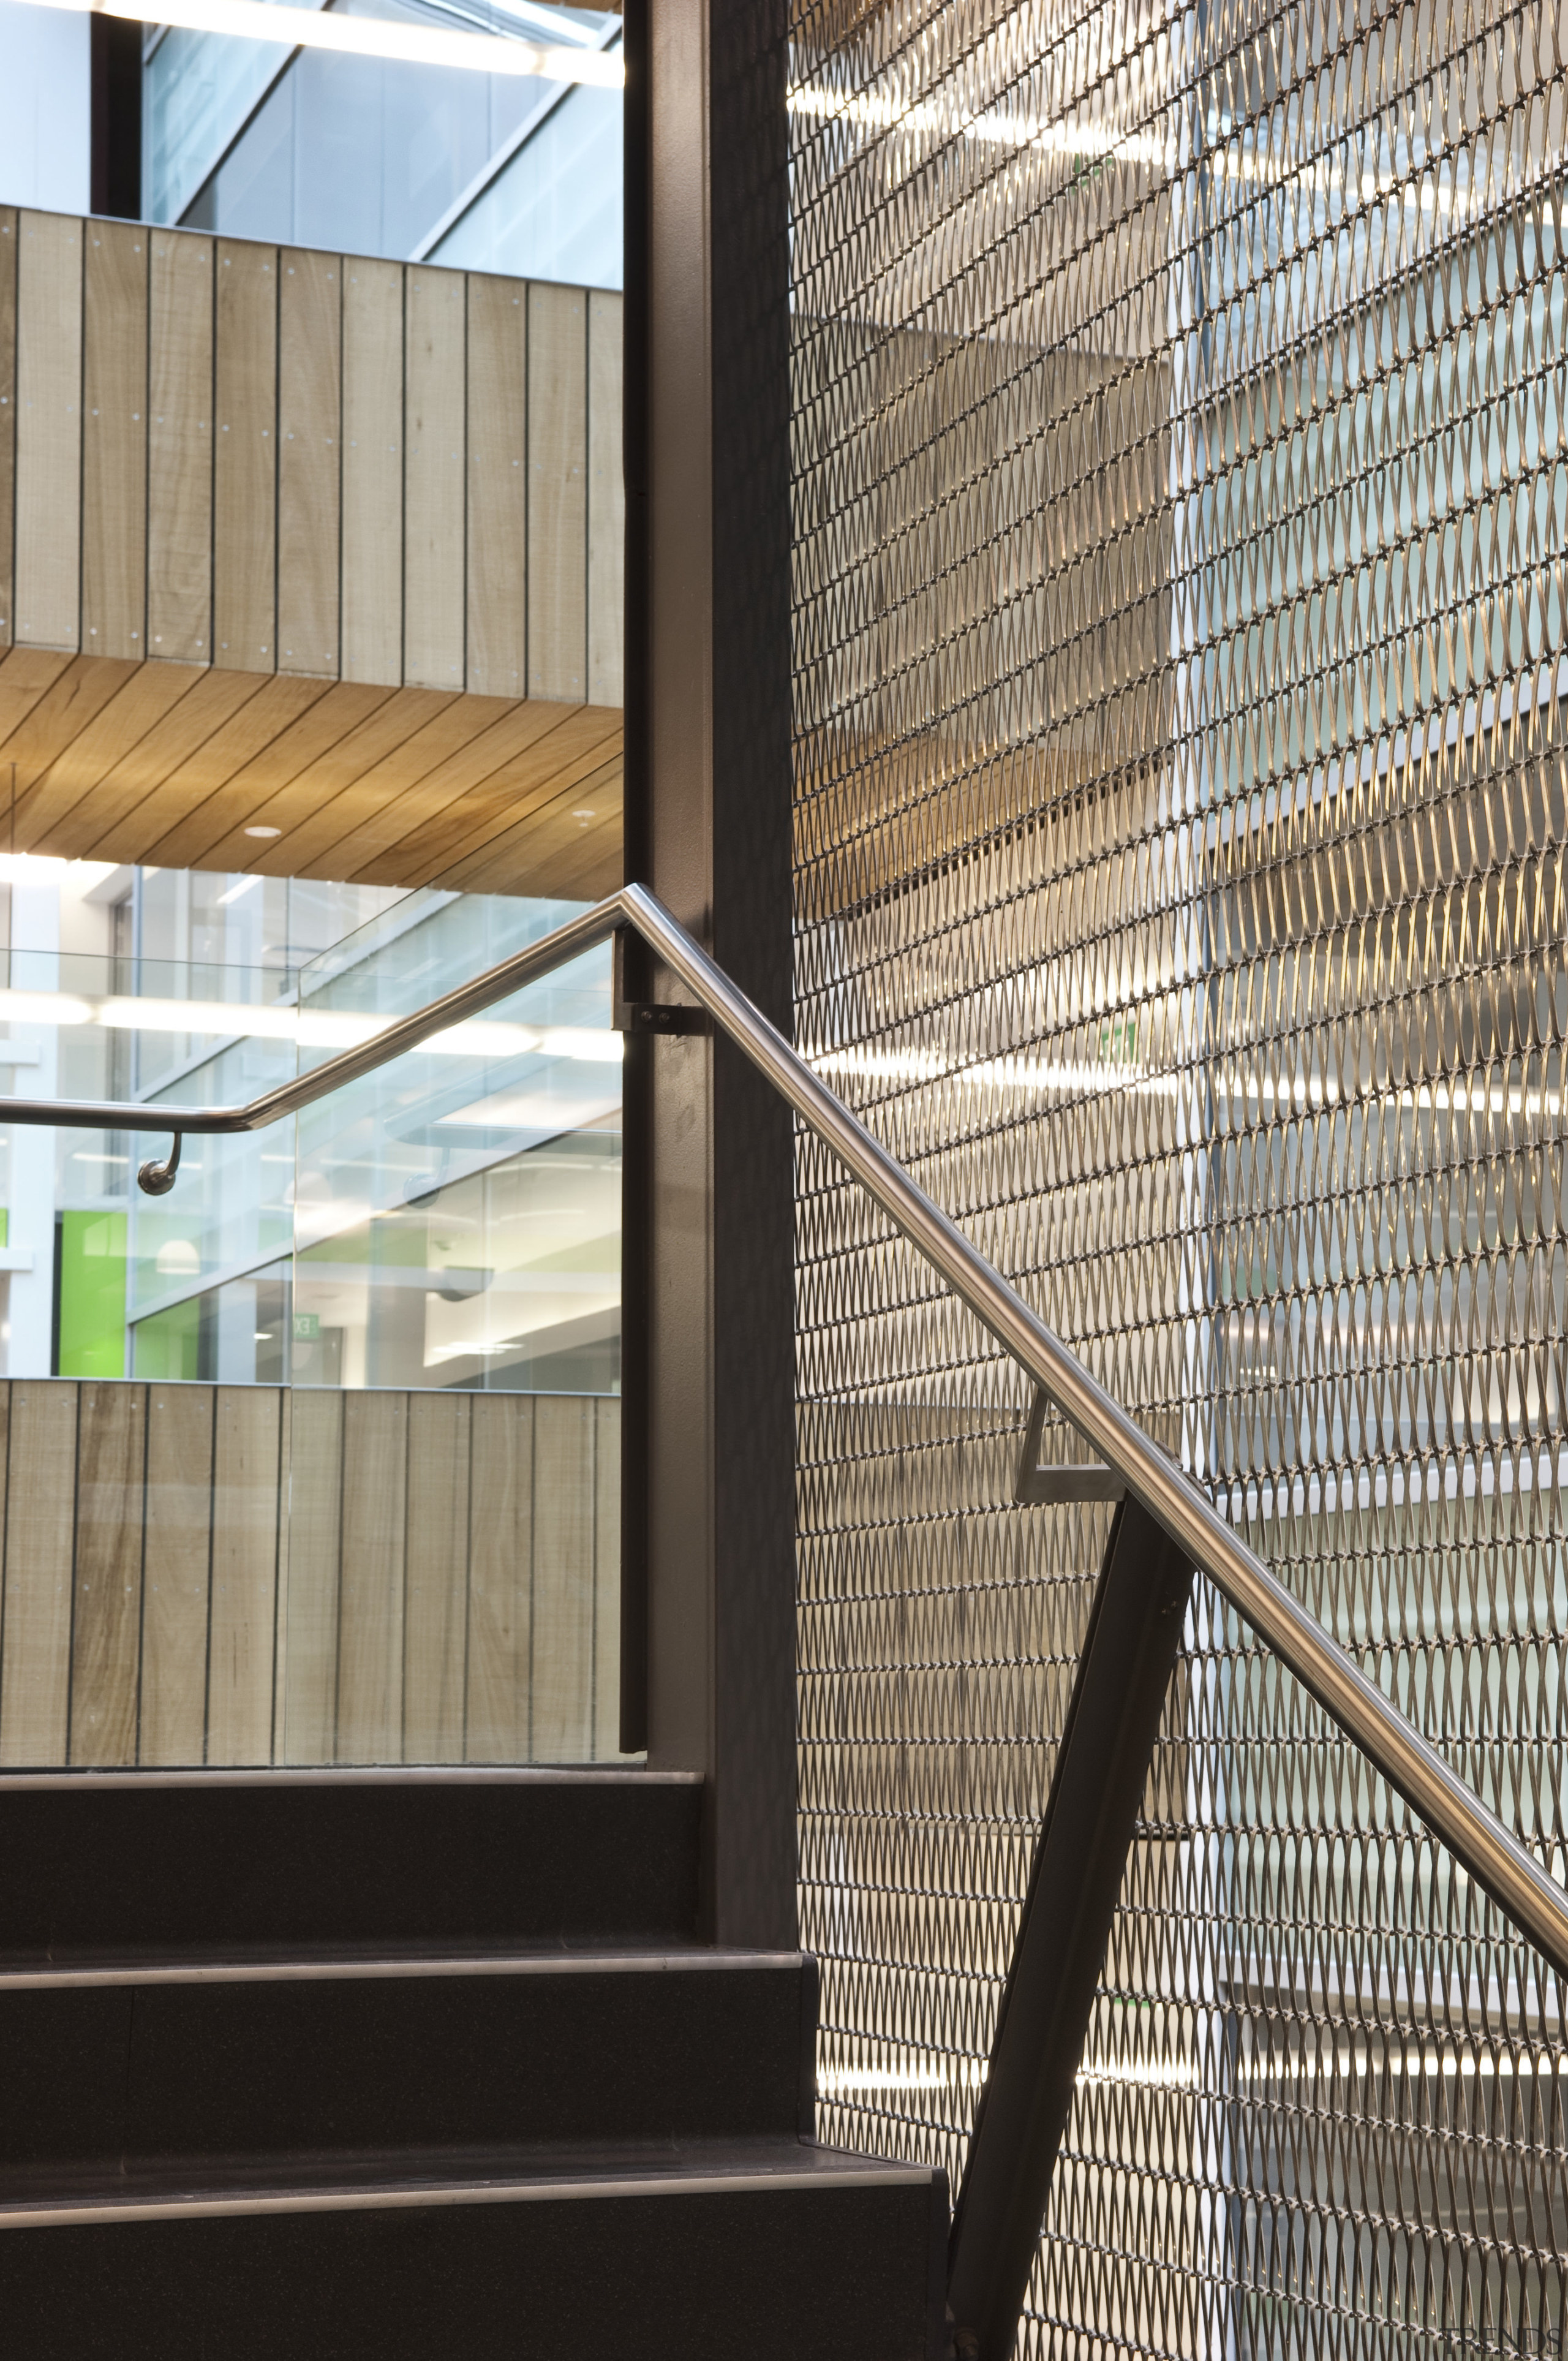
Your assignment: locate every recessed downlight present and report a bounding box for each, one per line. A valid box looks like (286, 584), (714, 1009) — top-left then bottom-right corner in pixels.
(244, 825), (282, 839)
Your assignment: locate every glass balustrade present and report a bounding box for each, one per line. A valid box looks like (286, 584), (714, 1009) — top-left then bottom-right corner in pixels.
(0, 882), (627, 1771)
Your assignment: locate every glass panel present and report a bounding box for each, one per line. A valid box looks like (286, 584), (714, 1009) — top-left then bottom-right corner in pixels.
(279, 890), (627, 1767)
(429, 62), (624, 286)
(0, 877), (627, 1770)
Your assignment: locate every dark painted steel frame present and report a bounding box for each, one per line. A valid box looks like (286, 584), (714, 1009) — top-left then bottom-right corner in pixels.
(626, 0), (797, 1948)
(946, 1499), (1196, 2361)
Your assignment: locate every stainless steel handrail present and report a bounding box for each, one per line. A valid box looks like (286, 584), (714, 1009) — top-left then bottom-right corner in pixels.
(0, 899), (624, 1192)
(10, 879), (1568, 1976)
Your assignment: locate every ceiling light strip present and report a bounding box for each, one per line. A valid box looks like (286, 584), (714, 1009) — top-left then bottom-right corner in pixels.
(24, 0), (625, 84)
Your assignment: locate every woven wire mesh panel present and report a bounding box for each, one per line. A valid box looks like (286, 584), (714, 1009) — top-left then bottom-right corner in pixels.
(789, 1), (1568, 2355)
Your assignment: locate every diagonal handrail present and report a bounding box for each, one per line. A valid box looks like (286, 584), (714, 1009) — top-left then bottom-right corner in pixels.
(8, 879), (1568, 1978)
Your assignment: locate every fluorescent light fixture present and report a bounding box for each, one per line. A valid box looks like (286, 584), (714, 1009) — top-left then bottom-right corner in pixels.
(24, 0), (625, 82)
(0, 987), (622, 1066)
(217, 874), (264, 907)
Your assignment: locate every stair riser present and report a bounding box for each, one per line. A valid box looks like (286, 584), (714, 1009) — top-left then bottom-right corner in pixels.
(0, 1776), (701, 1951)
(0, 2182), (947, 2361)
(0, 1965), (811, 2170)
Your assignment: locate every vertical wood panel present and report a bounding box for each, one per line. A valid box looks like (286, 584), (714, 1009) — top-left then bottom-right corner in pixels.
(0, 1384), (74, 1762)
(587, 291), (624, 710)
(68, 1382), (145, 1766)
(402, 1391), (470, 1762)
(341, 257), (403, 687)
(466, 1393), (533, 1762)
(214, 239), (277, 673)
(529, 1394), (595, 1761)
(527, 282), (587, 705)
(466, 275), (526, 698)
(148, 229), (213, 664)
(336, 1391), (408, 1761)
(208, 1385), (281, 1764)
(278, 247), (341, 678)
(0, 211), (15, 647)
(14, 212), (83, 651)
(592, 1397), (622, 1759)
(281, 1385), (341, 1762)
(140, 1382), (213, 1766)
(82, 221), (148, 665)
(404, 265), (466, 692)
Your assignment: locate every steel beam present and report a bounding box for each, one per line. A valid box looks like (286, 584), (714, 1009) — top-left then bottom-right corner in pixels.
(945, 1498), (1195, 2360)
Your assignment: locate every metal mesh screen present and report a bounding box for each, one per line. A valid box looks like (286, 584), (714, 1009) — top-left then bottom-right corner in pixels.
(789, 2), (1568, 2355)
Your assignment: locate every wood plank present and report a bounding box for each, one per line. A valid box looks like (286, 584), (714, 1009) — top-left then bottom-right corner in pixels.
(387, 773), (623, 899)
(198, 682), (455, 875)
(527, 281), (587, 705)
(466, 275), (526, 697)
(44, 665), (268, 860)
(336, 1391), (408, 1762)
(592, 1397), (622, 1758)
(587, 291), (624, 709)
(81, 221), (148, 664)
(111, 669), (331, 857)
(529, 1394), (595, 1761)
(280, 1384), (341, 1764)
(143, 677), (393, 870)
(258, 690), (510, 879)
(140, 1381), (213, 1766)
(528, 804), (624, 903)
(0, 211), (15, 647)
(342, 257), (403, 687)
(0, 1383), (77, 1766)
(424, 744), (624, 894)
(148, 229), (214, 665)
(351, 704), (618, 882)
(278, 247), (341, 678)
(11, 659), (205, 852)
(404, 265), (466, 692)
(466, 1394), (532, 1762)
(402, 1391), (470, 1762)
(14, 212), (84, 652)
(214, 238), (277, 673)
(0, 651), (138, 798)
(302, 695), (578, 882)
(208, 1384), (282, 1766)
(68, 1381), (145, 1767)
(0, 647), (76, 769)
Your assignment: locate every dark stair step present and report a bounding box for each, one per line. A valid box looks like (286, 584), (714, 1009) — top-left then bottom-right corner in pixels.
(0, 1947), (817, 2170)
(0, 2140), (949, 2361)
(0, 1768), (700, 1952)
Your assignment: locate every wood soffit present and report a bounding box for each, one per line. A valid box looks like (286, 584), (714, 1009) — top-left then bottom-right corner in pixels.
(0, 649), (624, 903)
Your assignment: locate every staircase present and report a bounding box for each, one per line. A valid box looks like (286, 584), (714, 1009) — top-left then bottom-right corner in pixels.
(0, 1769), (946, 2358)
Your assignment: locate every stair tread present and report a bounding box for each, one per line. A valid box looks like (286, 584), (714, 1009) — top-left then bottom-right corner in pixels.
(0, 1941), (801, 1987)
(0, 2138), (938, 2226)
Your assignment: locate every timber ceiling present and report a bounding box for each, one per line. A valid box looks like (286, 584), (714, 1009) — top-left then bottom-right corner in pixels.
(0, 649), (623, 901)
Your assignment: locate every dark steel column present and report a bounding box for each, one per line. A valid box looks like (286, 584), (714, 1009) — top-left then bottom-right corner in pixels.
(946, 1498), (1196, 2360)
(626, 0), (796, 1948)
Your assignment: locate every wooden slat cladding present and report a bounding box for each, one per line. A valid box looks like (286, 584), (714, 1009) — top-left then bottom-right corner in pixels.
(341, 258), (403, 687)
(214, 240), (277, 673)
(466, 276), (527, 698)
(527, 282), (587, 705)
(14, 213), (83, 652)
(0, 213), (621, 697)
(82, 222), (148, 663)
(404, 265), (467, 692)
(148, 229), (213, 665)
(0, 213), (625, 899)
(277, 247), (341, 677)
(0, 1380), (622, 1767)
